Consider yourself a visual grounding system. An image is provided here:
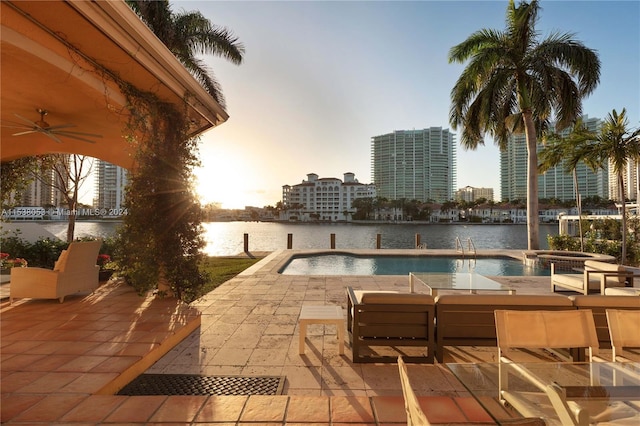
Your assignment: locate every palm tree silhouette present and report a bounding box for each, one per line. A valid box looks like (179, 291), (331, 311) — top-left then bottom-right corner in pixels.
(126, 0), (245, 109)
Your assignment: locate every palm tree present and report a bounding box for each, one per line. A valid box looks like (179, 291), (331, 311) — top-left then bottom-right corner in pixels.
(126, 0), (245, 109)
(538, 119), (600, 251)
(578, 109), (640, 263)
(448, 0), (600, 250)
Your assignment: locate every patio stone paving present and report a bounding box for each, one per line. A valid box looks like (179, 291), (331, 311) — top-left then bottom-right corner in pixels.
(1, 249), (600, 424)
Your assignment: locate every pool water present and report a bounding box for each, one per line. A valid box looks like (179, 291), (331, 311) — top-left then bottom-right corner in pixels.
(279, 254), (550, 276)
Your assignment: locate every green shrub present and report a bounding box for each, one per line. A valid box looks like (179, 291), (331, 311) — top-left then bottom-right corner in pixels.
(547, 234), (581, 251)
(25, 238), (68, 268)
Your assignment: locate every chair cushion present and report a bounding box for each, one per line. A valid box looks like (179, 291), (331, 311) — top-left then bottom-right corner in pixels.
(353, 290), (399, 304)
(552, 273), (585, 290)
(570, 295), (640, 308)
(360, 292), (434, 305)
(435, 294), (573, 306)
(604, 287), (640, 296)
(584, 260), (622, 271)
(53, 250), (68, 272)
(585, 260), (626, 285)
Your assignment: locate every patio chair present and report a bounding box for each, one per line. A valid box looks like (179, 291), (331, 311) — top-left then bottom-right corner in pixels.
(606, 309), (640, 362)
(495, 310), (603, 425)
(397, 356), (431, 425)
(495, 309), (600, 363)
(10, 239), (102, 303)
(551, 260), (637, 295)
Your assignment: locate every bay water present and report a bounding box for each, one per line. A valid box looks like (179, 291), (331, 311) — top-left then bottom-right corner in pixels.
(40, 221), (559, 256)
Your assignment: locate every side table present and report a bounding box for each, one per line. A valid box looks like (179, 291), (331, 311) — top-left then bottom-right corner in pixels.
(299, 305), (345, 355)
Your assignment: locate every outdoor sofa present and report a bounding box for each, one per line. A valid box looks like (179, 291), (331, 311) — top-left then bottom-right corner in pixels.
(569, 295), (640, 348)
(346, 286), (435, 363)
(434, 293), (640, 362)
(434, 294), (575, 362)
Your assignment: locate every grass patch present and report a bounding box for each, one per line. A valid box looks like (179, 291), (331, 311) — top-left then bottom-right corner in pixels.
(200, 256), (262, 294)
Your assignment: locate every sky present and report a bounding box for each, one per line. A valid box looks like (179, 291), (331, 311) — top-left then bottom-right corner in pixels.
(176, 0), (640, 209)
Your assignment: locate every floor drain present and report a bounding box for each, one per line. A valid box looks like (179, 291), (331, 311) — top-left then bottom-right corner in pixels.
(118, 374), (286, 396)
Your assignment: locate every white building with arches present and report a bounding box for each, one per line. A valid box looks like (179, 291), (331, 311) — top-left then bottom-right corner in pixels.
(282, 173), (376, 222)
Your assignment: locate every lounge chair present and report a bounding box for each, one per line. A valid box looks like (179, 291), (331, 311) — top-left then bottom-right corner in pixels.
(494, 309), (639, 425)
(606, 309), (640, 362)
(10, 240), (102, 303)
(397, 356), (431, 425)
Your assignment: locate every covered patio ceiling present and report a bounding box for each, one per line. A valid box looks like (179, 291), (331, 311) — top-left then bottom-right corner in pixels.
(1, 0), (228, 170)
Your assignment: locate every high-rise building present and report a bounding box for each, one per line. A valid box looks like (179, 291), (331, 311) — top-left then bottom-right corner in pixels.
(19, 156), (69, 207)
(282, 172), (375, 222)
(611, 159), (639, 202)
(371, 128), (456, 203)
(94, 160), (128, 213)
(500, 116), (608, 202)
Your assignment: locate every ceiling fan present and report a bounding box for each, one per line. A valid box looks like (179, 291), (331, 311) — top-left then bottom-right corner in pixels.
(2, 108), (102, 143)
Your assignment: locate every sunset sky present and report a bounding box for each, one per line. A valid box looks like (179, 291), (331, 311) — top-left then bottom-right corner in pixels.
(179, 0), (640, 209)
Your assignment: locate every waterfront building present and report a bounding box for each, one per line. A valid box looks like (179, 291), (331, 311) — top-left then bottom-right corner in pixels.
(281, 172), (376, 222)
(611, 158), (639, 202)
(456, 186), (494, 202)
(17, 156), (69, 208)
(94, 160), (128, 215)
(371, 128), (456, 203)
(500, 116), (608, 202)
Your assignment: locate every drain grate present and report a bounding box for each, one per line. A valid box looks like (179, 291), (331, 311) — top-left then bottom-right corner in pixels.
(118, 374), (286, 396)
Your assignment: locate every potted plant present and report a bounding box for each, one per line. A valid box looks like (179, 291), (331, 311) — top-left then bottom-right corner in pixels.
(1, 252), (28, 274)
(97, 253), (114, 281)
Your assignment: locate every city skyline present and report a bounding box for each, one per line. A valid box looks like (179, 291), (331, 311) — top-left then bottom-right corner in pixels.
(182, 0), (639, 209)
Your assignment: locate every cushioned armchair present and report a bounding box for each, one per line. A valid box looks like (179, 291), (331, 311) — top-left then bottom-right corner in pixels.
(346, 286), (435, 363)
(551, 260), (637, 295)
(10, 240), (102, 303)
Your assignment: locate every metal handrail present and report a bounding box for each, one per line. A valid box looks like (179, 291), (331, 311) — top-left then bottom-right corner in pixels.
(467, 238), (477, 257)
(455, 236), (464, 256)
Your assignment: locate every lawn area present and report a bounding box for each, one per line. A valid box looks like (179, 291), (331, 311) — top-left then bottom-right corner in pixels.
(200, 256), (262, 293)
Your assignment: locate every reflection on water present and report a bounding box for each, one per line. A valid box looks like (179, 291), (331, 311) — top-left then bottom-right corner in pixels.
(40, 221), (558, 257)
(40, 221), (122, 240)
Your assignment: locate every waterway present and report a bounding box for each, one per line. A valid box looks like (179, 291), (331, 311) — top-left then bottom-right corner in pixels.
(39, 221), (559, 257)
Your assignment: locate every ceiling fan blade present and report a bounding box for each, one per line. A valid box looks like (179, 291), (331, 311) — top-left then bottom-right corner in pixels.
(2, 119), (32, 128)
(13, 113), (39, 127)
(55, 130), (103, 138)
(53, 133), (97, 144)
(3, 124), (32, 131)
(47, 124), (76, 131)
(42, 132), (63, 143)
(12, 130), (38, 136)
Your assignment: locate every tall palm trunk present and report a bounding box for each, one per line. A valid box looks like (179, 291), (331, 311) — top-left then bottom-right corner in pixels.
(523, 111), (539, 250)
(573, 171), (584, 251)
(619, 172), (627, 263)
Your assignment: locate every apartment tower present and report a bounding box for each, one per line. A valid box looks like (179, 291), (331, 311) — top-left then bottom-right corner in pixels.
(371, 128), (456, 203)
(94, 160), (128, 213)
(500, 116), (608, 202)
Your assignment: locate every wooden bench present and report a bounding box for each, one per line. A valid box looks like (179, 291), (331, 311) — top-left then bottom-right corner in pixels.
(346, 286), (435, 363)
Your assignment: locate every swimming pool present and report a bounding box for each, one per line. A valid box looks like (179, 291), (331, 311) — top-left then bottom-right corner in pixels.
(279, 253), (550, 276)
